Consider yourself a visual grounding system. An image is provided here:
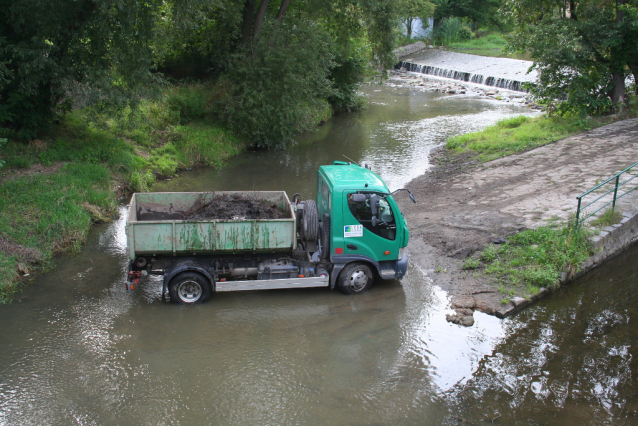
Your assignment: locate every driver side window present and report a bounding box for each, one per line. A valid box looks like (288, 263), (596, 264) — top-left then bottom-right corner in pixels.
(347, 192), (396, 240)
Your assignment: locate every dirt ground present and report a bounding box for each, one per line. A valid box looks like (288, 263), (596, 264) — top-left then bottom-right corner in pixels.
(397, 118), (638, 325)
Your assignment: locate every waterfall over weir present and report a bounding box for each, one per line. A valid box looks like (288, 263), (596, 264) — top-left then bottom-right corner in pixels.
(397, 61), (529, 92)
(396, 49), (538, 93)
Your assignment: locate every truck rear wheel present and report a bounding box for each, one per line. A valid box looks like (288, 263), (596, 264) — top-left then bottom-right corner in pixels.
(338, 263), (373, 294)
(169, 272), (212, 304)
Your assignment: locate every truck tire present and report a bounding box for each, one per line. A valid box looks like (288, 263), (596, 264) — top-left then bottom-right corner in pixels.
(169, 272), (212, 304)
(337, 262), (373, 294)
(302, 200), (319, 242)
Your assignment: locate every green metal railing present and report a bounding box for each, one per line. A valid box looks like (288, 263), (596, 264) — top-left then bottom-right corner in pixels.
(575, 160), (638, 229)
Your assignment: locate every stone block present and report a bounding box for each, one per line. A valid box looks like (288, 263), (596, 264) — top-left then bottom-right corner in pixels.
(511, 297), (527, 307)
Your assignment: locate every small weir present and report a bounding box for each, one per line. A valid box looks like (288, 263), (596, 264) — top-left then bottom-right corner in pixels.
(397, 48), (538, 93)
(397, 60), (529, 92)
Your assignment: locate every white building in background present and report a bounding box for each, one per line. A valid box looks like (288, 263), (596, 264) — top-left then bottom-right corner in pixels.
(403, 17), (434, 38)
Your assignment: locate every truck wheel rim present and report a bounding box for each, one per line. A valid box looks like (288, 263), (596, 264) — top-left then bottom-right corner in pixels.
(348, 270), (368, 291)
(177, 280), (202, 302)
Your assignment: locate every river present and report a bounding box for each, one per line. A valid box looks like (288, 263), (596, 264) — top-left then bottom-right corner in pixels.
(1, 84), (636, 425)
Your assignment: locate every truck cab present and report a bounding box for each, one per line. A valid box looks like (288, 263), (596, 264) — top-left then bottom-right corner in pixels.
(316, 161), (409, 293)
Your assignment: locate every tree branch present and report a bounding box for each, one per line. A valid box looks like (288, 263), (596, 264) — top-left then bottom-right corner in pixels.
(252, 0), (271, 39)
(275, 0), (291, 23)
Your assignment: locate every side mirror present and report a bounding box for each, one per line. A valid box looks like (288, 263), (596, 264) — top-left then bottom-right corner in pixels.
(391, 188), (417, 204)
(369, 193), (379, 216)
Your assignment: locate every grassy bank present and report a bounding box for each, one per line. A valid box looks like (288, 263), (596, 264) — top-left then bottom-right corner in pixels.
(463, 222), (592, 301)
(0, 84), (251, 302)
(447, 115), (609, 162)
(446, 33), (530, 60)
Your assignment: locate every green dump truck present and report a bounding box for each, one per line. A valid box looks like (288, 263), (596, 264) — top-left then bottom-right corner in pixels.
(126, 161), (414, 303)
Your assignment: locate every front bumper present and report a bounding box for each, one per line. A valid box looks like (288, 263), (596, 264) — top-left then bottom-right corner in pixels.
(395, 250), (409, 280)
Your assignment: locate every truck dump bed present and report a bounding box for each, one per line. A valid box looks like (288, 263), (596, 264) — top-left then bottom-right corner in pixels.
(126, 192), (296, 259)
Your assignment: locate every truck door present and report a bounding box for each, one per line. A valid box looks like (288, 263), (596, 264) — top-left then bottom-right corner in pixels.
(341, 191), (402, 261)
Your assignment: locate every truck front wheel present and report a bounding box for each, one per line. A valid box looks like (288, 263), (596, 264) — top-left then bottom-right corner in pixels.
(338, 263), (373, 295)
(169, 272), (212, 304)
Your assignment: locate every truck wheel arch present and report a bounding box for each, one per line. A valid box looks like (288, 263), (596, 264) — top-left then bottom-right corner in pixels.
(337, 262), (374, 294)
(169, 271), (212, 304)
(330, 257), (380, 290)
(163, 262), (216, 298)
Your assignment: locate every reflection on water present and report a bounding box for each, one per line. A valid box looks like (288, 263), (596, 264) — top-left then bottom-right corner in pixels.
(447, 244), (638, 425)
(1, 84), (634, 425)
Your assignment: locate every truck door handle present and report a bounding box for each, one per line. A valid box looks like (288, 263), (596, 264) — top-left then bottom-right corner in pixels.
(347, 244), (358, 250)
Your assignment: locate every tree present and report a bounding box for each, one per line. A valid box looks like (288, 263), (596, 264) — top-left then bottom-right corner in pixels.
(433, 0), (503, 30)
(0, 0), (160, 139)
(505, 0), (638, 115)
(398, 0), (436, 38)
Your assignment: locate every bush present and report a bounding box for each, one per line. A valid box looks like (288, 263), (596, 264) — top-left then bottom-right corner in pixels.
(458, 26), (473, 41)
(166, 85), (213, 123)
(219, 20), (335, 149)
(433, 17), (465, 45)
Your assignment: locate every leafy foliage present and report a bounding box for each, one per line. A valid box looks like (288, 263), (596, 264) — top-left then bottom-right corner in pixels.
(433, 0), (504, 30)
(0, 0), (161, 139)
(218, 20), (335, 149)
(397, 0), (436, 38)
(433, 16), (466, 44)
(505, 0), (638, 115)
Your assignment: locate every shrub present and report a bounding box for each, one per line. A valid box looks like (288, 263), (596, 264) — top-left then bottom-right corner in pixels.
(166, 85), (212, 123)
(219, 20), (335, 149)
(458, 26), (473, 41)
(433, 17), (465, 45)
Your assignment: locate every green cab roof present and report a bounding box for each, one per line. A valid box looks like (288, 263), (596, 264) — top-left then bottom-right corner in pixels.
(319, 162), (389, 193)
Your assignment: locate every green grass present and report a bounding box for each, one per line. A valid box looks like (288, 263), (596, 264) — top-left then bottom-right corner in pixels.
(446, 33), (530, 60)
(475, 222), (592, 300)
(446, 115), (598, 161)
(590, 208), (623, 228)
(0, 163), (118, 302)
(462, 257), (480, 270)
(0, 83), (248, 301)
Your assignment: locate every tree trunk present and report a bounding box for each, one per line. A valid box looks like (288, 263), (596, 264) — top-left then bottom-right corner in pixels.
(610, 71), (625, 112)
(406, 18), (413, 38)
(610, 0), (626, 112)
(629, 62), (638, 95)
(569, 0), (577, 20)
(252, 0), (271, 40)
(241, 0), (256, 45)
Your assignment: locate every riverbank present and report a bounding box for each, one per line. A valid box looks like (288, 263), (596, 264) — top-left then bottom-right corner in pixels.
(399, 118), (638, 325)
(0, 97), (249, 301)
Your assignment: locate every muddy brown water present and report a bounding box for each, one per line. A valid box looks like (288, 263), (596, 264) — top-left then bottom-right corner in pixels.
(2, 84), (636, 425)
